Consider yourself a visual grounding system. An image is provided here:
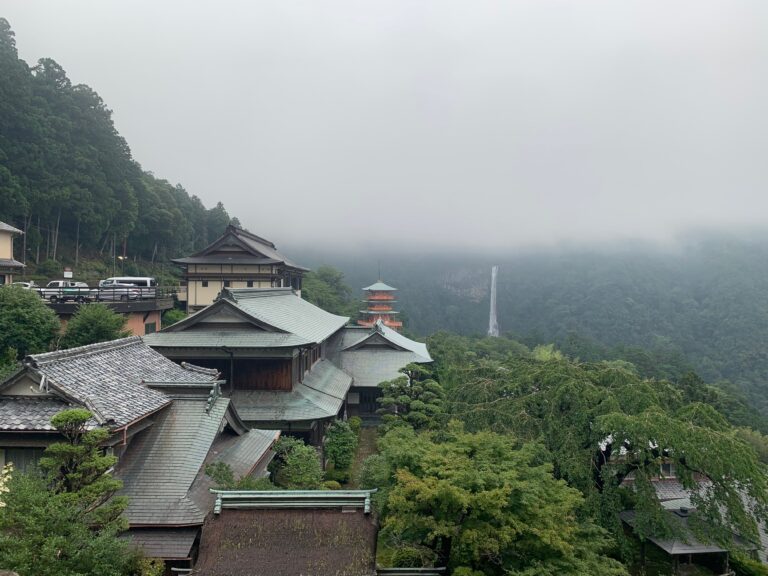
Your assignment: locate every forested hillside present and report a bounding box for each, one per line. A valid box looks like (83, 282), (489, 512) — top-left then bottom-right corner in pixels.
(0, 18), (232, 266)
(299, 233), (768, 414)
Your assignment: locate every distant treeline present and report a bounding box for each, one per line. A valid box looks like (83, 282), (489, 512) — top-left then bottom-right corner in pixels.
(300, 234), (768, 415)
(0, 18), (233, 266)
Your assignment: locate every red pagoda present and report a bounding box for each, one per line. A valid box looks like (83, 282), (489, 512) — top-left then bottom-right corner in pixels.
(358, 281), (402, 331)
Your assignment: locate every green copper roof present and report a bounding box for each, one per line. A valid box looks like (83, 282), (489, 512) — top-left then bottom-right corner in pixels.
(232, 359), (351, 423)
(363, 281), (397, 291)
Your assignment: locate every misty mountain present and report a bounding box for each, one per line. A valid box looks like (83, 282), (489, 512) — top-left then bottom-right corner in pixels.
(297, 232), (768, 413)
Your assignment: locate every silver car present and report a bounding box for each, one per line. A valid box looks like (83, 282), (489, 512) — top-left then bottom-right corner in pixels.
(93, 282), (141, 301)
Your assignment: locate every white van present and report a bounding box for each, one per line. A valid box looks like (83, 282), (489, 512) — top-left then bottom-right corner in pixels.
(99, 277), (157, 299)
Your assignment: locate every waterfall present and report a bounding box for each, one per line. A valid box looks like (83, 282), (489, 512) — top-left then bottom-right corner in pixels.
(488, 265), (500, 337)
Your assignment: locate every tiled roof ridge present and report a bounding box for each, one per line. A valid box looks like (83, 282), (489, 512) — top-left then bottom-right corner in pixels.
(224, 287), (295, 300)
(179, 362), (220, 376)
(230, 224), (277, 249)
(26, 336), (142, 366)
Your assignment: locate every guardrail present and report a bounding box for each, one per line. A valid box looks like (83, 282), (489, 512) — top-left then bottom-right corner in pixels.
(211, 489), (377, 515)
(38, 286), (181, 303)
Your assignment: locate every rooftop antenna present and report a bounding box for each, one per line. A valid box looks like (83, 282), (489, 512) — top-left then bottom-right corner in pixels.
(488, 265), (500, 337)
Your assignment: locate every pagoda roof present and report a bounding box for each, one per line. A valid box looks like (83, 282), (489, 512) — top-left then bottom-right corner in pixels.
(359, 310), (399, 315)
(172, 225), (308, 272)
(363, 281), (397, 291)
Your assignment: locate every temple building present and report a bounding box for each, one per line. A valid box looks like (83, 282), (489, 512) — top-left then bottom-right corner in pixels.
(144, 287), (351, 444)
(0, 221), (24, 285)
(0, 337), (278, 570)
(357, 280), (402, 331)
(173, 225), (308, 313)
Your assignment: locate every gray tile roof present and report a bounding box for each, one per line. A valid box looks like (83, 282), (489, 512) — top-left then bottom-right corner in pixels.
(210, 428), (279, 478)
(175, 225), (307, 271)
(343, 321), (431, 361)
(0, 258), (24, 269)
(144, 330), (309, 349)
(222, 288), (349, 344)
(24, 337), (218, 427)
(0, 221), (22, 234)
(363, 281), (397, 291)
(0, 396), (71, 430)
(232, 360), (351, 423)
(340, 349), (430, 388)
(124, 528), (199, 560)
(116, 396), (232, 526)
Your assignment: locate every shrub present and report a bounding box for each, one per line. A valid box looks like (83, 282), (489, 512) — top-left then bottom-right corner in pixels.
(324, 420), (358, 470)
(60, 303), (129, 349)
(323, 467), (350, 484)
(162, 308), (186, 328)
(348, 416), (362, 435)
(269, 437), (323, 489)
(322, 480), (342, 490)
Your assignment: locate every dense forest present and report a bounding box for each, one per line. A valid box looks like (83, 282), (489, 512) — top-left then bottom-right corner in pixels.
(298, 234), (768, 416)
(0, 18), (233, 267)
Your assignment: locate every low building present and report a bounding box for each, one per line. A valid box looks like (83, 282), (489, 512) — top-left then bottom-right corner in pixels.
(196, 490), (378, 576)
(145, 287), (351, 444)
(0, 221), (24, 285)
(173, 225), (308, 313)
(0, 337), (278, 570)
(49, 297), (174, 337)
(335, 320), (432, 417)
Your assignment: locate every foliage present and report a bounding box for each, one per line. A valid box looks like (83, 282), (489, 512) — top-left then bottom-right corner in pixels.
(322, 480), (342, 490)
(161, 308), (186, 328)
(0, 347), (19, 381)
(302, 265), (357, 316)
(731, 553), (768, 576)
(60, 303), (130, 349)
(324, 420), (358, 470)
(204, 462), (277, 491)
(0, 409), (131, 575)
(0, 285), (60, 358)
(377, 422), (627, 575)
(348, 415), (362, 435)
(268, 437), (323, 489)
(377, 363), (446, 430)
(437, 341), (768, 553)
(0, 19), (231, 266)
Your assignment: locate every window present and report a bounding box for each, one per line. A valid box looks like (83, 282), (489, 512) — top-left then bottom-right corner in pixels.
(145, 322), (157, 335)
(247, 280), (254, 288)
(223, 280), (231, 288)
(1, 447), (45, 473)
(201, 281), (209, 288)
(660, 462), (676, 478)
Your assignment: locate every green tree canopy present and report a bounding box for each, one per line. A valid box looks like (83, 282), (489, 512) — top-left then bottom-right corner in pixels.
(372, 423), (627, 575)
(60, 303), (129, 349)
(436, 340), (768, 552)
(0, 285), (60, 358)
(302, 265), (357, 316)
(0, 409), (131, 576)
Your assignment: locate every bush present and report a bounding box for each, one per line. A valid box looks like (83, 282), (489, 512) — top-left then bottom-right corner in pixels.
(60, 303), (129, 349)
(348, 416), (362, 435)
(205, 462), (278, 490)
(269, 437), (323, 489)
(324, 420), (358, 470)
(359, 454), (391, 490)
(732, 553), (768, 576)
(323, 467), (350, 484)
(162, 308), (186, 328)
(322, 480), (342, 490)
(0, 286), (60, 357)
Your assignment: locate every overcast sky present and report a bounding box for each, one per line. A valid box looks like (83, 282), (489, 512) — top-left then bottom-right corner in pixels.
(3, 1), (767, 252)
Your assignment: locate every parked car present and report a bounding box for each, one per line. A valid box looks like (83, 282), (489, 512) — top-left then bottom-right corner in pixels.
(93, 282), (141, 301)
(39, 280), (92, 303)
(11, 281), (39, 290)
(99, 277), (157, 299)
